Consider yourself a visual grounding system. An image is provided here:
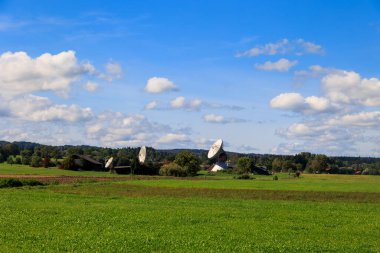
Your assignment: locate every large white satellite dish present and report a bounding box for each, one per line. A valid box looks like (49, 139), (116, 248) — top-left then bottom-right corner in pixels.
(208, 139), (228, 171)
(208, 139), (223, 159)
(105, 157), (114, 169)
(138, 146), (147, 164)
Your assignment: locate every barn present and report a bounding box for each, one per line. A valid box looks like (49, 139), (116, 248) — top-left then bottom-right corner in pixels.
(71, 154), (103, 171)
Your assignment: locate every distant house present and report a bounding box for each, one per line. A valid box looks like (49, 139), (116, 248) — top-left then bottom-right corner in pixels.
(252, 166), (271, 175)
(71, 154), (103, 171)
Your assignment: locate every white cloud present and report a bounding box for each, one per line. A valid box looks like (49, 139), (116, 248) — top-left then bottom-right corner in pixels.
(0, 50), (94, 97)
(322, 71), (380, 106)
(170, 96), (186, 108)
(157, 133), (189, 144)
(297, 39), (324, 55)
(145, 77), (177, 93)
(84, 81), (98, 92)
(271, 68), (380, 156)
(203, 114), (225, 123)
(203, 114), (247, 124)
(255, 58), (298, 72)
(270, 93), (305, 110)
(7, 95), (93, 122)
(170, 97), (204, 110)
(237, 38), (324, 57)
(270, 93), (333, 114)
(328, 111), (380, 127)
(144, 101), (158, 110)
(188, 99), (203, 110)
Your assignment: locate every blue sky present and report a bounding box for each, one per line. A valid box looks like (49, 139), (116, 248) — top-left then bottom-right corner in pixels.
(1, 0), (380, 156)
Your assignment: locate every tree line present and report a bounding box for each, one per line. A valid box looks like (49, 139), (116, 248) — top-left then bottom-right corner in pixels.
(1, 141), (380, 175)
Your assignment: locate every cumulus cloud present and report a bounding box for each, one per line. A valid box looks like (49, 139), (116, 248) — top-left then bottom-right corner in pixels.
(270, 93), (333, 114)
(145, 77), (177, 93)
(322, 71), (380, 106)
(6, 95), (93, 122)
(255, 58), (298, 72)
(327, 111), (380, 127)
(157, 133), (189, 144)
(86, 112), (162, 147)
(203, 114), (225, 123)
(236, 38), (324, 57)
(0, 50), (94, 97)
(271, 68), (380, 156)
(169, 96), (203, 110)
(170, 96), (186, 108)
(188, 99), (203, 110)
(144, 101), (158, 110)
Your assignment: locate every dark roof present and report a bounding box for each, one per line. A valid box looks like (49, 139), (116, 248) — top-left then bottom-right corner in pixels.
(72, 154), (102, 165)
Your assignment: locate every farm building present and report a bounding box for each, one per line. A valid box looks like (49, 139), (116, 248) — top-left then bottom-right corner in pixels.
(71, 154), (103, 171)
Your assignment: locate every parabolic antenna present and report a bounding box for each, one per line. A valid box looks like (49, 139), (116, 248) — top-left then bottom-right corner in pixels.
(207, 139), (228, 171)
(208, 139), (223, 159)
(138, 146), (147, 164)
(105, 157), (114, 169)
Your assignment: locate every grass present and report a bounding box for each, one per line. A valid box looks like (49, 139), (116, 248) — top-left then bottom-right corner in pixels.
(0, 163), (120, 177)
(1, 164), (380, 252)
(0, 184), (379, 252)
(120, 173), (380, 193)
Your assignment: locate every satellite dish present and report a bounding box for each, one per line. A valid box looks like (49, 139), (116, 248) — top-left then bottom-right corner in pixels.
(208, 139), (228, 171)
(208, 139), (223, 159)
(138, 146), (147, 164)
(105, 157), (114, 169)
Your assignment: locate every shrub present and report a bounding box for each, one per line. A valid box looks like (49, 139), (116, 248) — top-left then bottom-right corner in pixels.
(159, 163), (188, 177)
(0, 178), (44, 188)
(362, 168), (380, 175)
(273, 175), (278, 180)
(234, 173), (253, 180)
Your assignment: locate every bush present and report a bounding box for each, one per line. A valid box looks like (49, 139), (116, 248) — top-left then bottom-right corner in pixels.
(0, 178), (44, 188)
(273, 175), (278, 180)
(362, 168), (380, 175)
(234, 173), (254, 180)
(159, 163), (188, 177)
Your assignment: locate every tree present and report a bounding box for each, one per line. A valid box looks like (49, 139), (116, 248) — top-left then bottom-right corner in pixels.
(21, 149), (32, 165)
(3, 143), (20, 158)
(236, 157), (254, 174)
(308, 154), (328, 173)
(272, 158), (283, 172)
(30, 155), (42, 167)
(60, 157), (75, 170)
(174, 151), (201, 176)
(7, 156), (14, 166)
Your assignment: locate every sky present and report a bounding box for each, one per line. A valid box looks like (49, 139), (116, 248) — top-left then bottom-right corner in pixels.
(1, 0), (380, 156)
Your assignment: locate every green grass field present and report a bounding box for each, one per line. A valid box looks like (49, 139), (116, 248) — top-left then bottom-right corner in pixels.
(0, 163), (379, 252)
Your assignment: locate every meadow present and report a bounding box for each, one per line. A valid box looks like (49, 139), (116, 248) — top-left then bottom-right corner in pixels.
(0, 163), (379, 252)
